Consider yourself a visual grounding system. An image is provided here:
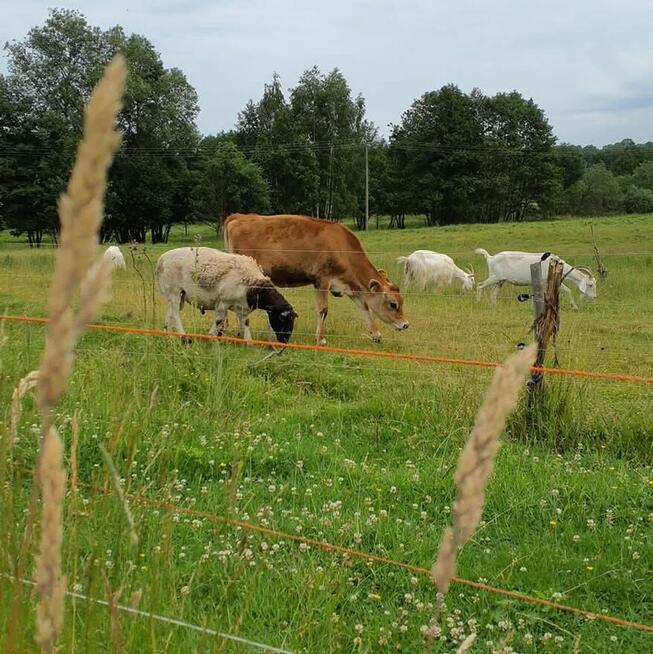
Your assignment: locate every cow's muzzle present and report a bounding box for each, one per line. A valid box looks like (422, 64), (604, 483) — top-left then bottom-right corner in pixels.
(394, 321), (410, 331)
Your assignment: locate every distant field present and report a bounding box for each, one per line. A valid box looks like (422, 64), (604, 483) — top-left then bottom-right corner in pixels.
(1, 214), (652, 652)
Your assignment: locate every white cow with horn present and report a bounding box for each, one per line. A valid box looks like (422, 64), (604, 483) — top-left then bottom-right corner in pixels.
(474, 248), (597, 309)
(396, 250), (475, 292)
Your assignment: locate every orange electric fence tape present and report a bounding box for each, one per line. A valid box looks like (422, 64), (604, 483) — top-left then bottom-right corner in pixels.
(1, 314), (652, 385)
(9, 464), (651, 635)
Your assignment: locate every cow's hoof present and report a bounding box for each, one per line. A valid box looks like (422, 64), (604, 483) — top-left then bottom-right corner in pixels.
(317, 338), (327, 346)
(371, 333), (382, 344)
(180, 335), (192, 345)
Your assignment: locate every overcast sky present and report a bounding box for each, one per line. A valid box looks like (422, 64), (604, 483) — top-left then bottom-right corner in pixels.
(2, 0), (652, 146)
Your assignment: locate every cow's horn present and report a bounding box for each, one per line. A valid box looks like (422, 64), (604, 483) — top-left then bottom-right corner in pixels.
(575, 266), (594, 278)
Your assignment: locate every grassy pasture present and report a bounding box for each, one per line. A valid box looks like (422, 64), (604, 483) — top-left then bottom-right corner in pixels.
(0, 214), (651, 652)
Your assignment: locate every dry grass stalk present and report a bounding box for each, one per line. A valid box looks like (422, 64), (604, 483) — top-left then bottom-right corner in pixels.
(227, 460), (244, 514)
(38, 55), (126, 420)
(75, 257), (114, 333)
(31, 54), (126, 653)
(102, 571), (125, 653)
(99, 444), (139, 547)
(455, 633), (477, 653)
(431, 344), (537, 606)
(70, 411), (80, 493)
(7, 370), (40, 452)
(33, 426), (66, 652)
(128, 589), (143, 609)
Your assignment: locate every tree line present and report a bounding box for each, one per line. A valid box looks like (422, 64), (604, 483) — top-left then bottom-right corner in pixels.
(1, 9), (651, 246)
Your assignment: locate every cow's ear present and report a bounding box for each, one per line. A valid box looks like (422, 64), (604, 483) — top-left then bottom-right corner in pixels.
(369, 278), (383, 292)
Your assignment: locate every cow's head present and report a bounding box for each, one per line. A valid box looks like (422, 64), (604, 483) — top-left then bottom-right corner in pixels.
(268, 306), (298, 343)
(367, 269), (409, 332)
(574, 267), (597, 300)
(248, 281), (298, 343)
(461, 265), (475, 291)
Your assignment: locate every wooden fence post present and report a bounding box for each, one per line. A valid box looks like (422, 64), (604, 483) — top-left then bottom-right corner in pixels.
(529, 256), (564, 389)
(590, 224), (608, 280)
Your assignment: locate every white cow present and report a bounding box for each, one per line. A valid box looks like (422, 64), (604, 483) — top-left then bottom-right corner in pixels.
(474, 248), (597, 309)
(155, 247), (297, 343)
(103, 245), (126, 270)
(396, 250), (475, 292)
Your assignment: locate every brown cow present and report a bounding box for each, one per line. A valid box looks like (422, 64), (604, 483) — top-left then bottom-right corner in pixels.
(224, 213), (409, 345)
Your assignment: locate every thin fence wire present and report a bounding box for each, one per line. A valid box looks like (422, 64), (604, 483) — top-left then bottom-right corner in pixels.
(0, 140), (594, 157)
(7, 308), (650, 364)
(4, 343), (647, 400)
(2, 246), (652, 259)
(3, 576), (294, 653)
(1, 272), (650, 309)
(8, 308), (647, 368)
(1, 138), (651, 159)
(2, 339), (638, 386)
(60, 342), (649, 371)
(1, 315), (651, 385)
(8, 465), (653, 636)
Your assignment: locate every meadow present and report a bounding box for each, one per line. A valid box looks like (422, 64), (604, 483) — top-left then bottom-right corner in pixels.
(1, 214), (651, 653)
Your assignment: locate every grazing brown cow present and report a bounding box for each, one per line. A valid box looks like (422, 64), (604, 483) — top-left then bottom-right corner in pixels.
(224, 213), (409, 344)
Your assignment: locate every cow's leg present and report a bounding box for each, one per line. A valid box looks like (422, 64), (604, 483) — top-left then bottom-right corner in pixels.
(235, 308), (252, 341)
(164, 294), (185, 334)
(476, 277), (497, 301)
(266, 315), (276, 341)
(314, 282), (330, 345)
(351, 295), (382, 343)
(490, 281), (503, 304)
(209, 302), (227, 336)
(559, 283), (578, 310)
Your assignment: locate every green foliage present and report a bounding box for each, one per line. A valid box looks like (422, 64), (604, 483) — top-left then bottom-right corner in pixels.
(389, 86), (556, 226)
(572, 139), (653, 175)
(234, 67), (374, 222)
(622, 185), (653, 213)
(191, 139), (270, 224)
(0, 8), (199, 245)
(476, 90), (557, 222)
(236, 73), (319, 215)
(290, 67), (375, 221)
(552, 144), (585, 189)
(630, 160), (653, 191)
(2, 8), (652, 244)
(565, 163), (622, 215)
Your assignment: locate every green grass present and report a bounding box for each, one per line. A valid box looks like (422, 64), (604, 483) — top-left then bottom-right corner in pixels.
(1, 214), (652, 652)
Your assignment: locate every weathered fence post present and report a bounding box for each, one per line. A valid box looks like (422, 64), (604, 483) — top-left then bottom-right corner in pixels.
(529, 255), (564, 390)
(529, 260), (545, 388)
(590, 224), (608, 281)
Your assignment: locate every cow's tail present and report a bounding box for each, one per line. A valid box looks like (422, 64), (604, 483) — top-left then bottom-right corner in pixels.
(474, 248), (491, 261)
(396, 256), (412, 288)
(223, 215), (233, 252)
